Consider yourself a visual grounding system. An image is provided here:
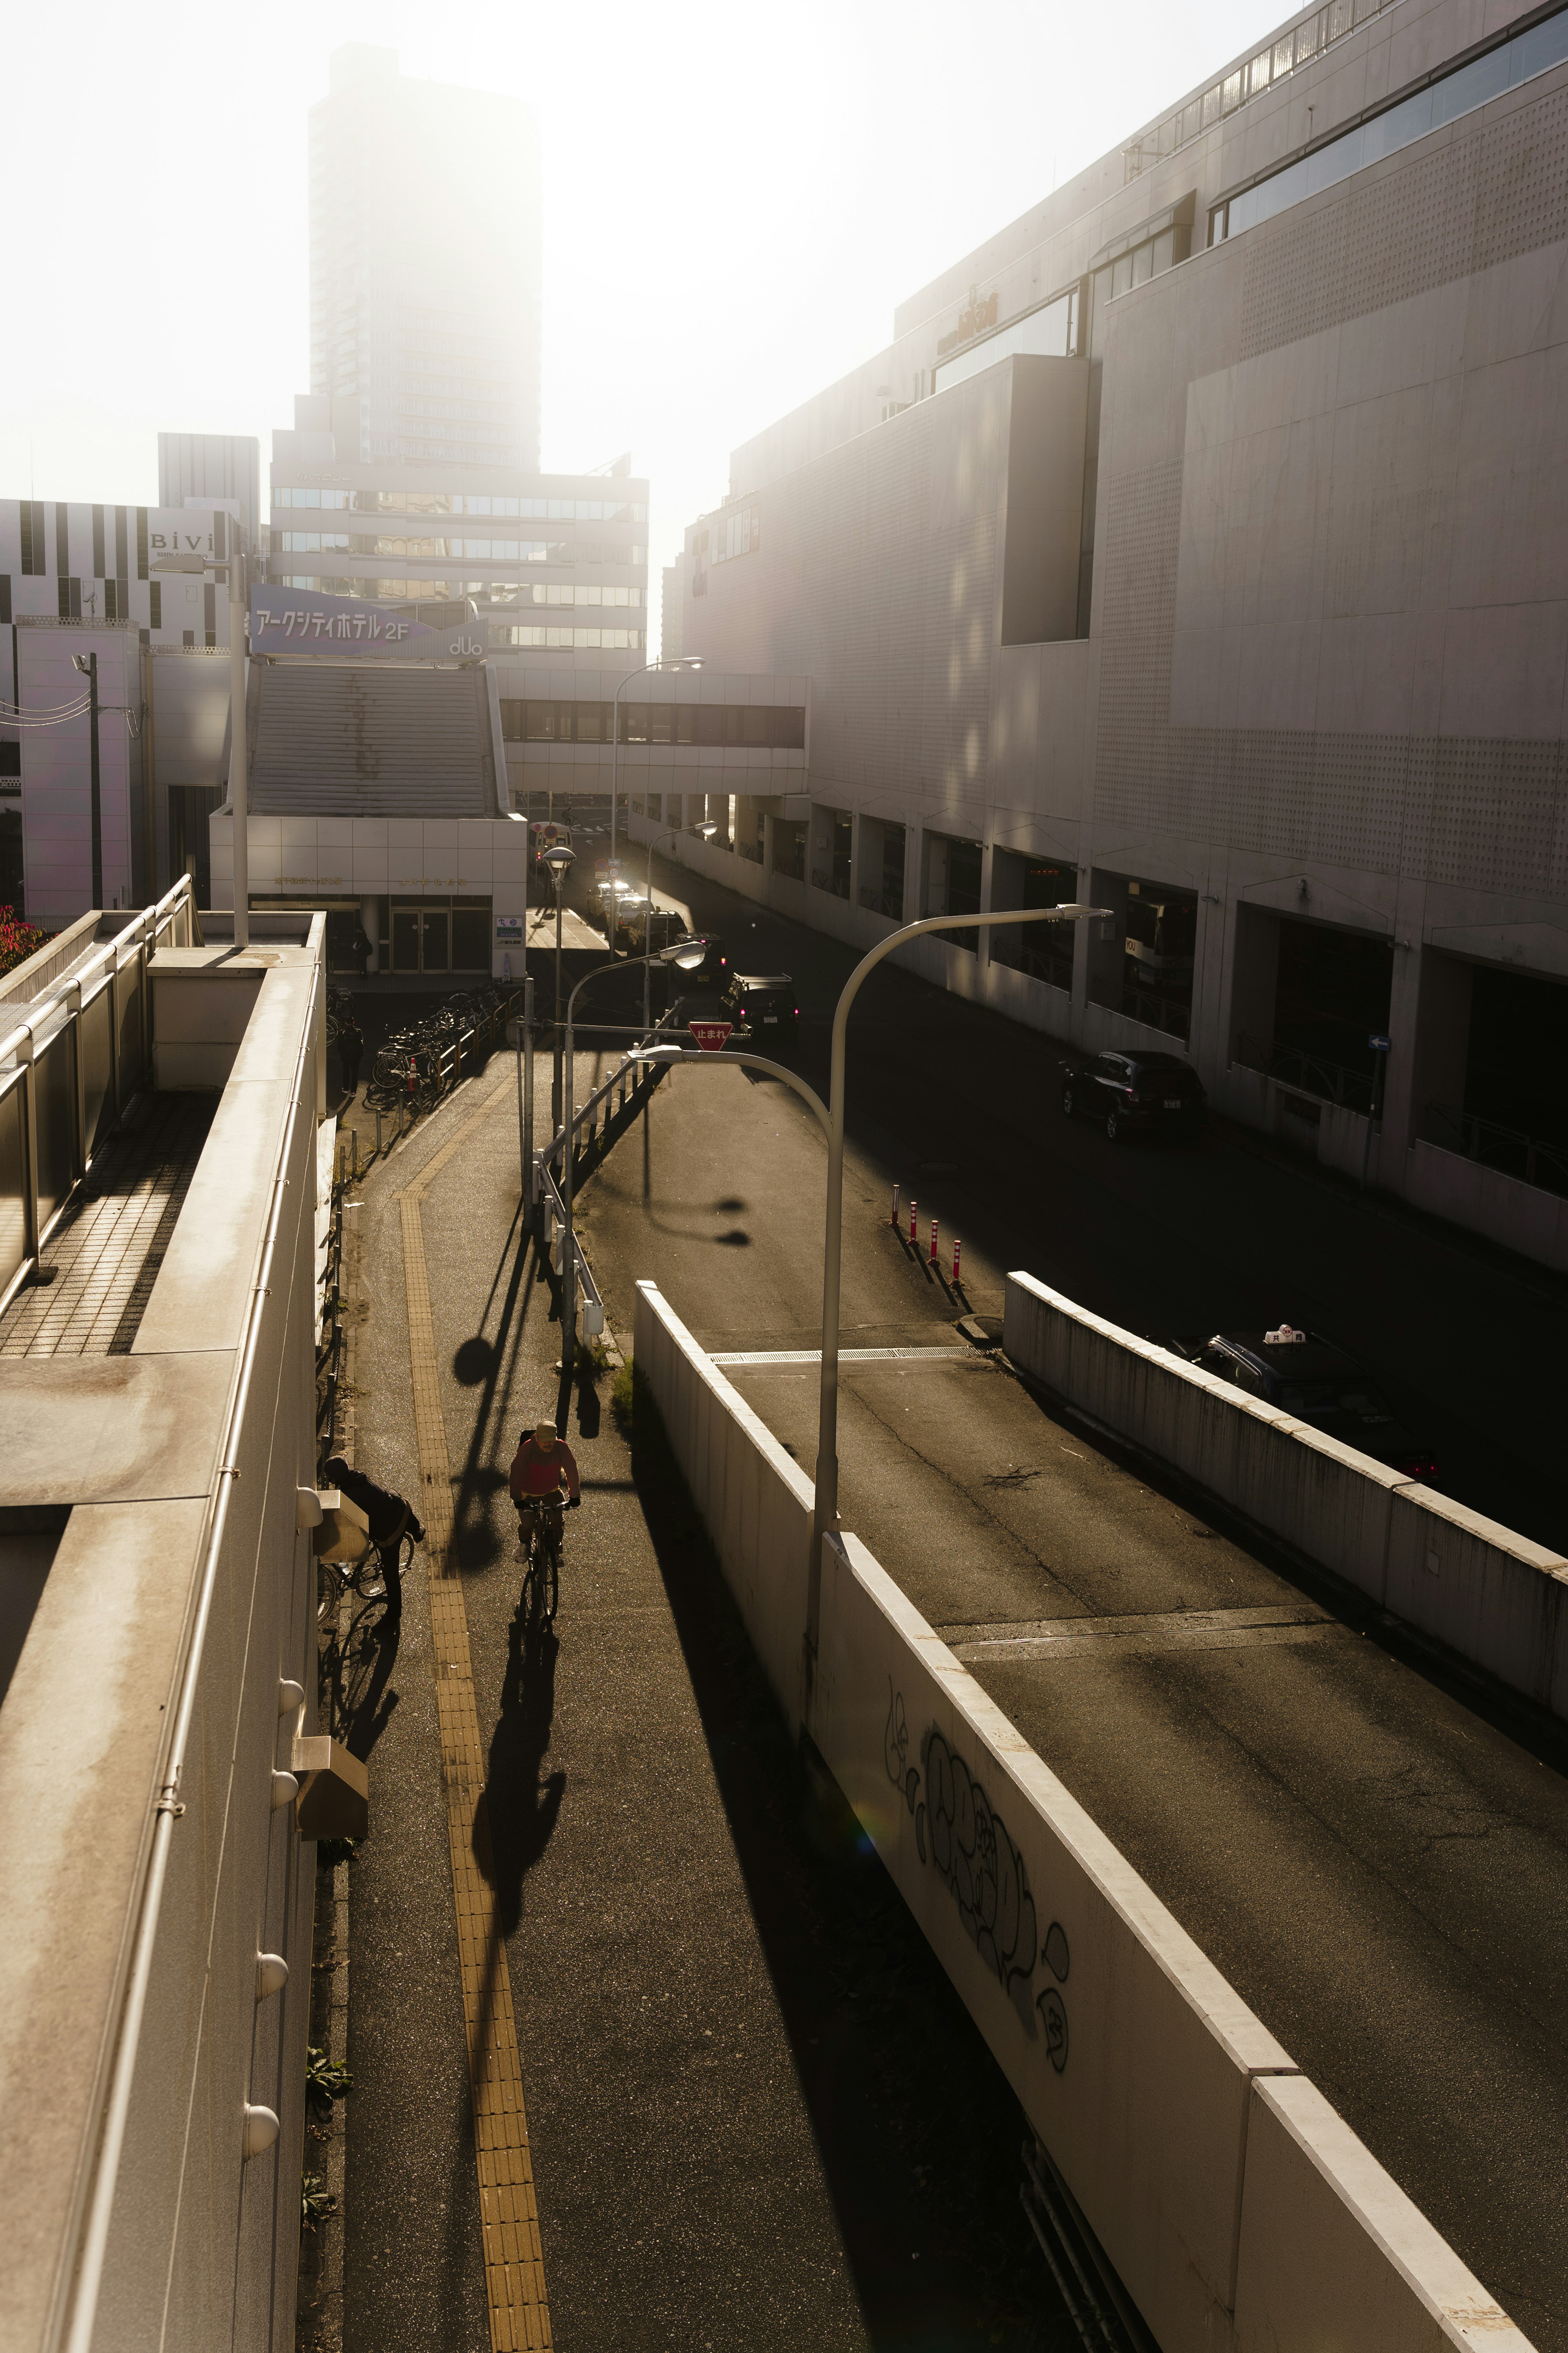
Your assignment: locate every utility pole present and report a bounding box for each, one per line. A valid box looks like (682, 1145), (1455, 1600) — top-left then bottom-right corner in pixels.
(85, 653), (102, 908)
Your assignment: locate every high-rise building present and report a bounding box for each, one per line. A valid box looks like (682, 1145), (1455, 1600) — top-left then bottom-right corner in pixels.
(158, 432), (261, 548)
(308, 44), (541, 471)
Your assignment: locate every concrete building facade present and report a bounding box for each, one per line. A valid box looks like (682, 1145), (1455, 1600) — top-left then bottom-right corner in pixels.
(309, 44), (541, 472)
(670, 0), (1568, 1270)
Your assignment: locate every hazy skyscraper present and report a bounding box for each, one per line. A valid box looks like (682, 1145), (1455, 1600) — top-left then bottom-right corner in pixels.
(308, 45), (541, 470)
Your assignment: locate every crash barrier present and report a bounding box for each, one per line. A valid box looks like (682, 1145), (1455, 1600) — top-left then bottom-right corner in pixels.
(633, 1278), (1532, 2353)
(1002, 1271), (1568, 1723)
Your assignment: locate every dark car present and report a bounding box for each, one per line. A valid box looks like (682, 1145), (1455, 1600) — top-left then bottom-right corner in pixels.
(666, 934), (728, 991)
(721, 974), (798, 1043)
(665, 994), (746, 1046)
(1060, 1049), (1206, 1142)
(1172, 1328), (1437, 1480)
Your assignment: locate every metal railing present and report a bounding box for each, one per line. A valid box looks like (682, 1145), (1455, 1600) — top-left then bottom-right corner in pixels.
(991, 933), (1076, 995)
(0, 873), (198, 1320)
(1235, 1031), (1374, 1115)
(1423, 1101), (1568, 1198)
(1118, 983), (1192, 1043)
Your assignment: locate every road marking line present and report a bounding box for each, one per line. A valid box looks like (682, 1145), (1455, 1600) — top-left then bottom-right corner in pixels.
(397, 1079), (552, 2352)
(710, 1345), (976, 1367)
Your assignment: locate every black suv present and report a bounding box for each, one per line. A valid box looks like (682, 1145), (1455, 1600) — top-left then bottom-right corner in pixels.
(721, 974), (797, 1043)
(1060, 1050), (1206, 1142)
(1171, 1329), (1437, 1480)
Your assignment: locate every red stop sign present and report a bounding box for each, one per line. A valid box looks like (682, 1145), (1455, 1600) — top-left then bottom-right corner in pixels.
(687, 1018), (733, 1053)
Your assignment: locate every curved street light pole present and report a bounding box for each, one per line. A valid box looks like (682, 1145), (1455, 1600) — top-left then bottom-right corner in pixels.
(805, 903), (1111, 1656)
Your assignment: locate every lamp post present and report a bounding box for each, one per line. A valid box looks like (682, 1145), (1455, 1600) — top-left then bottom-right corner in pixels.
(642, 818), (717, 1029)
(542, 841), (575, 1126)
(558, 935), (711, 1378)
(610, 654), (703, 892)
(805, 902), (1111, 1650)
(69, 653), (102, 907)
(620, 901), (1112, 1663)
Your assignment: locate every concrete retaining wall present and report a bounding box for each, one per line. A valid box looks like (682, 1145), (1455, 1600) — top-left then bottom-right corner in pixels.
(1002, 1270), (1568, 1720)
(632, 1278), (1532, 2352)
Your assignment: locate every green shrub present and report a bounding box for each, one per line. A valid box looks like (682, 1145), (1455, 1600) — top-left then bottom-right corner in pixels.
(610, 1358), (635, 1434)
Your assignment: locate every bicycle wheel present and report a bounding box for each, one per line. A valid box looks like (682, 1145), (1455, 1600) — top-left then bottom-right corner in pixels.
(544, 1523), (560, 1625)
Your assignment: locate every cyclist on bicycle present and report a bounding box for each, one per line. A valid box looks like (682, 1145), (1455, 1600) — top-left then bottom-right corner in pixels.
(508, 1418), (581, 1555)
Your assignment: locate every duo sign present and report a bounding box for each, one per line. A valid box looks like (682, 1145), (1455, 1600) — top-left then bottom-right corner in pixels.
(249, 585), (486, 661)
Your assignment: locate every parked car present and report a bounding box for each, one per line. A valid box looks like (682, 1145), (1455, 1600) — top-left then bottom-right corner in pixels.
(1169, 1328), (1437, 1479)
(1059, 1049), (1206, 1142)
(720, 973), (798, 1043)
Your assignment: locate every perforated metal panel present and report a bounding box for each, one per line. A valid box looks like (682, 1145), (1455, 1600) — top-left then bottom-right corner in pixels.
(1239, 82), (1568, 363)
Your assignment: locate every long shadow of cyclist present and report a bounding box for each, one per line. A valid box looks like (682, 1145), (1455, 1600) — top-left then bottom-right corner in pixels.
(471, 1571), (565, 1936)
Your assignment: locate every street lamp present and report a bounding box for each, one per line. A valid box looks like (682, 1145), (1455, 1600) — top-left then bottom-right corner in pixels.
(641, 818), (717, 1028)
(542, 841), (575, 1126)
(627, 901), (1112, 1664)
(610, 654), (703, 882)
(69, 654), (102, 907)
(557, 935), (711, 1377)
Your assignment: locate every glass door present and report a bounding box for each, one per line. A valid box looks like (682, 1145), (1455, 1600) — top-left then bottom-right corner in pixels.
(392, 908), (421, 972)
(420, 908), (450, 972)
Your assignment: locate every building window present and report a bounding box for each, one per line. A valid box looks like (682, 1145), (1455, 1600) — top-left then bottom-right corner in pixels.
(1208, 8), (1568, 245)
(708, 501), (762, 564)
(19, 503), (45, 576)
(149, 580), (162, 630)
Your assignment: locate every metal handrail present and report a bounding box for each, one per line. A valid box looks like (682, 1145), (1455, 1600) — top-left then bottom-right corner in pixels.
(1235, 1031), (1374, 1116)
(0, 874), (199, 1321)
(1423, 1100), (1568, 1196)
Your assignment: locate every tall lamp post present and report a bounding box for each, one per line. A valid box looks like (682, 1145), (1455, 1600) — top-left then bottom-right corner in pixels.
(558, 934), (712, 1377)
(641, 817), (716, 1028)
(631, 902), (1113, 1660)
(541, 840), (575, 1126)
(69, 653), (102, 908)
(610, 653), (704, 888)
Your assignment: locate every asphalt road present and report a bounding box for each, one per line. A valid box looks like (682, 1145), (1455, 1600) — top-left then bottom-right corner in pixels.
(576, 1042), (1568, 2351)
(606, 850), (1568, 1555)
(336, 1056), (1078, 2353)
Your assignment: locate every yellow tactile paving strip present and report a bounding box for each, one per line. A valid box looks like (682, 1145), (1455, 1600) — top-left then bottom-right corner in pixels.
(397, 1080), (552, 2351)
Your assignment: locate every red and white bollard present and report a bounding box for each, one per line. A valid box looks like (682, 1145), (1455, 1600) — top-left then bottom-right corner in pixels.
(909, 1198), (918, 1247)
(952, 1236), (962, 1286)
(929, 1216), (939, 1265)
(891, 1182), (900, 1229)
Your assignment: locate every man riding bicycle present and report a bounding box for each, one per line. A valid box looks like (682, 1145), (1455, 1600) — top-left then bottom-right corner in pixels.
(508, 1418), (581, 1559)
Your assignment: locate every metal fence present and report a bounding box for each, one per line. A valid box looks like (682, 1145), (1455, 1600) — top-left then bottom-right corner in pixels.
(1235, 1031), (1374, 1115)
(0, 874), (198, 1320)
(1423, 1101), (1568, 1198)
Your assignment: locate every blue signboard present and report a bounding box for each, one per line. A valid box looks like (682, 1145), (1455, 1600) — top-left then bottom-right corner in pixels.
(249, 585), (484, 660)
(1368, 1033), (1391, 1051)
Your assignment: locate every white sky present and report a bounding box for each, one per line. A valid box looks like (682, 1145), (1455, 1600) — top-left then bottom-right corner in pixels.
(5, 0), (1276, 651)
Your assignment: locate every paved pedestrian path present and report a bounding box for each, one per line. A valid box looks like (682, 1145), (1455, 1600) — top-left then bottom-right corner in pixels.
(333, 1057), (1060, 2352)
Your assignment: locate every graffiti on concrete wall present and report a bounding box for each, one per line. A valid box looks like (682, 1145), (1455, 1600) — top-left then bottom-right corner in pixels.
(884, 1679), (1070, 2068)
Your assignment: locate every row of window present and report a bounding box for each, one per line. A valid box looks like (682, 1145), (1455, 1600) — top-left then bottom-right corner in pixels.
(271, 530), (646, 566)
(500, 699), (807, 747)
(1212, 5), (1568, 242)
(693, 500), (762, 570)
(272, 486), (646, 523)
(492, 626), (644, 651)
(1123, 0), (1396, 181)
